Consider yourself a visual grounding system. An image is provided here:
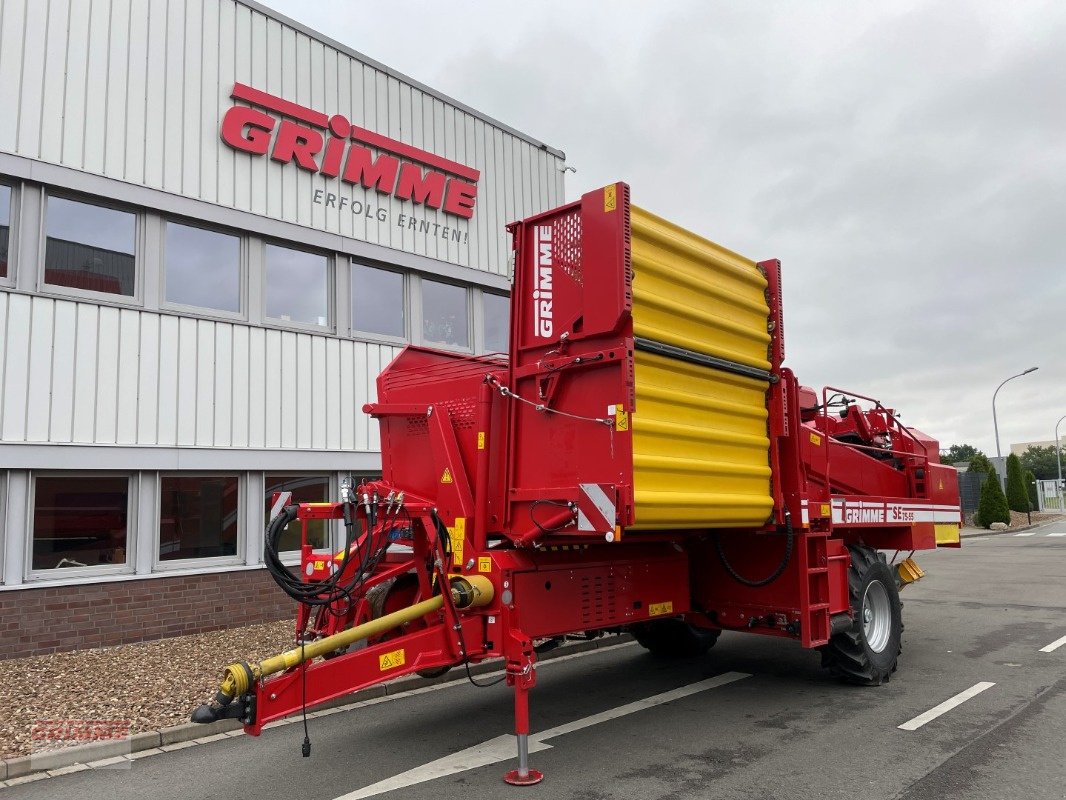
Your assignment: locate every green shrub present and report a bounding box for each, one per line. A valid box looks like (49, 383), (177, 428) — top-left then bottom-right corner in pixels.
(968, 453), (995, 475)
(976, 470), (1010, 527)
(1005, 454), (1029, 513)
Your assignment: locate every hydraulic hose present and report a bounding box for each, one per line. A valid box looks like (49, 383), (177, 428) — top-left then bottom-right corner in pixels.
(713, 509), (794, 587)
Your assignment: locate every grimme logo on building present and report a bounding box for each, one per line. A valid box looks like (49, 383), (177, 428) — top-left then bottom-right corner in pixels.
(220, 83), (480, 220)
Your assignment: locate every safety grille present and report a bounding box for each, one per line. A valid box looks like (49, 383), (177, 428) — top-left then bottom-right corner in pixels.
(551, 211), (583, 285)
(580, 573), (618, 626)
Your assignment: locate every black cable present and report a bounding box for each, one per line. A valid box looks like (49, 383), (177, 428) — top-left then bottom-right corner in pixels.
(529, 499), (573, 534)
(713, 509), (794, 587)
(300, 640), (310, 757)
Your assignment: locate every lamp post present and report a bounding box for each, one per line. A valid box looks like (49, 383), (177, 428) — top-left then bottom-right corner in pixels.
(992, 367), (1039, 460)
(1056, 414), (1066, 511)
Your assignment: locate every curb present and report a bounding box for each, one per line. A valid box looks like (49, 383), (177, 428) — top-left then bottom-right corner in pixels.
(960, 519), (1056, 538)
(0, 633), (633, 785)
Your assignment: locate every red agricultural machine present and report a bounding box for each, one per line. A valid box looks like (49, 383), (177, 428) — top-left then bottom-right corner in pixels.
(193, 183), (961, 785)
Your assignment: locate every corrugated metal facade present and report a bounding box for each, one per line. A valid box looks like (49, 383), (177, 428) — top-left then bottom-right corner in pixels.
(0, 0), (564, 274)
(0, 292), (398, 451)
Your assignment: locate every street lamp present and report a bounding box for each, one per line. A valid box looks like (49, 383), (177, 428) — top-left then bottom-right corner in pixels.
(992, 367), (1039, 460)
(1056, 414), (1066, 510)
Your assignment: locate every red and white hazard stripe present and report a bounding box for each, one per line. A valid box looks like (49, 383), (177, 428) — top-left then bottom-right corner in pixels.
(576, 483), (616, 533)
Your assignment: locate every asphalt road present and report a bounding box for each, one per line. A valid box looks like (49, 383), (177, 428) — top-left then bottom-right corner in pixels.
(6, 523), (1065, 800)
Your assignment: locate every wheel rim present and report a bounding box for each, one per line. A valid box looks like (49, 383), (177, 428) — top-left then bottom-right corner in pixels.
(862, 579), (892, 653)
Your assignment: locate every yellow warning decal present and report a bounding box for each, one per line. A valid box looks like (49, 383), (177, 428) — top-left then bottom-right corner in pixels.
(378, 648), (405, 671)
(604, 185), (617, 212)
(820, 504), (831, 517)
(477, 432), (486, 450)
(615, 409), (629, 431)
(449, 518), (466, 566)
(440, 467), (453, 484)
(313, 560), (325, 571)
(478, 556), (492, 573)
(809, 432), (822, 446)
(937, 478), (944, 491)
(648, 601), (673, 617)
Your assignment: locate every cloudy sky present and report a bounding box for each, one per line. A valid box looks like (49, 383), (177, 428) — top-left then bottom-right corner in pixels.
(272, 0), (1065, 456)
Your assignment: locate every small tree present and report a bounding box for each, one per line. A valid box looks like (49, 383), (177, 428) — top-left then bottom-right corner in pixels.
(1005, 453), (1029, 512)
(976, 469), (1010, 527)
(1025, 469), (1039, 510)
(968, 453), (995, 475)
(940, 443), (981, 465)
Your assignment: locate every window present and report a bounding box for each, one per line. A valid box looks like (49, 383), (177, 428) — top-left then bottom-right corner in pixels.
(0, 183), (11, 279)
(483, 292), (510, 353)
(165, 221), (241, 313)
(422, 279), (469, 348)
(352, 264), (405, 338)
(265, 244), (329, 326)
(265, 474), (330, 551)
(32, 476), (130, 571)
(45, 196), (136, 297)
(159, 475), (239, 561)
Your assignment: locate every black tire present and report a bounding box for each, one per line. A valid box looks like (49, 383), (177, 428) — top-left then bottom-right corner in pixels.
(633, 619), (720, 658)
(821, 545), (902, 685)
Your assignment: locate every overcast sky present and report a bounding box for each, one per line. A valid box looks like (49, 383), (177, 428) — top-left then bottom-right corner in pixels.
(271, 0), (1065, 456)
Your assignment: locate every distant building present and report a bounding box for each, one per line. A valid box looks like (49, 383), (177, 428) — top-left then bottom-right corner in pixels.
(1011, 440), (1057, 456)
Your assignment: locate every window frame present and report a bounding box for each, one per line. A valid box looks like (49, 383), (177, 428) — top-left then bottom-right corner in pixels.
(480, 289), (511, 355)
(418, 275), (473, 352)
(349, 260), (408, 344)
(160, 217), (247, 322)
(154, 472), (244, 570)
(25, 471), (136, 582)
(264, 472), (336, 559)
(0, 179), (16, 289)
(261, 239), (334, 334)
(39, 191), (143, 306)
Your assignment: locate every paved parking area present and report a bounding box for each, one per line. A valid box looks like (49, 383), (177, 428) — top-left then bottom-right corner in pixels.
(4, 523), (1064, 800)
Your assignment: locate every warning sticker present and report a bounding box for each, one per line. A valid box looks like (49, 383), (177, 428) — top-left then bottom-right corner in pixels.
(440, 468), (454, 484)
(648, 601), (673, 617)
(809, 433), (822, 447)
(477, 432), (486, 450)
(604, 185), (617, 212)
(378, 648), (406, 671)
(449, 518), (466, 566)
(478, 556), (492, 573)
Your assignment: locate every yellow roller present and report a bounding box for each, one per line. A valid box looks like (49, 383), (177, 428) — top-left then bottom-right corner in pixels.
(629, 206), (773, 529)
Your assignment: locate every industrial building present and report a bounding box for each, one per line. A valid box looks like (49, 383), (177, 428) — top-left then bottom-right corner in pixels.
(0, 0), (565, 656)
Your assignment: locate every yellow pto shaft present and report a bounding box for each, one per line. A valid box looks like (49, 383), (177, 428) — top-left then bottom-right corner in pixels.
(199, 574), (494, 717)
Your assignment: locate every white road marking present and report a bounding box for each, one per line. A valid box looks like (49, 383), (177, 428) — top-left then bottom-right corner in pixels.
(335, 672), (751, 799)
(1039, 634), (1066, 653)
(1014, 532), (1037, 537)
(1046, 533), (1066, 537)
(898, 682), (996, 731)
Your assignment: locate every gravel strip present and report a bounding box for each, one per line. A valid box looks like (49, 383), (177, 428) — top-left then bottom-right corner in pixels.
(1, 620), (295, 759)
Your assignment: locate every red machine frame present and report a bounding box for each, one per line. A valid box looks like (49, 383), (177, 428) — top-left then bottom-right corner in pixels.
(205, 184), (961, 785)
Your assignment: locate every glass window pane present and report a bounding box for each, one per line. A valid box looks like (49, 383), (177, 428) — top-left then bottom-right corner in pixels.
(45, 196), (136, 296)
(352, 264), (404, 338)
(422, 279), (469, 348)
(165, 222), (240, 312)
(265, 474), (330, 551)
(265, 244), (328, 325)
(483, 292), (509, 353)
(32, 476), (129, 570)
(159, 476), (239, 561)
(0, 184), (10, 279)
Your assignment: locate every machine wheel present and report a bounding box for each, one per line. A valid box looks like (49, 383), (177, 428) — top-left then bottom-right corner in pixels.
(632, 619), (720, 658)
(376, 574), (453, 679)
(822, 545), (902, 685)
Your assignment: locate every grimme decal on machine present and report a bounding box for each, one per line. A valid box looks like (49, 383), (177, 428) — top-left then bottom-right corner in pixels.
(220, 82), (480, 237)
(533, 224), (554, 337)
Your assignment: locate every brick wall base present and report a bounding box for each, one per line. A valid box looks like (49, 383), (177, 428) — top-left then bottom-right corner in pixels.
(2, 568), (296, 660)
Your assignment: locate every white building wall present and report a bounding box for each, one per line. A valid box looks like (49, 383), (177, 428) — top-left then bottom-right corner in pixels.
(0, 292), (399, 451)
(0, 0), (565, 276)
